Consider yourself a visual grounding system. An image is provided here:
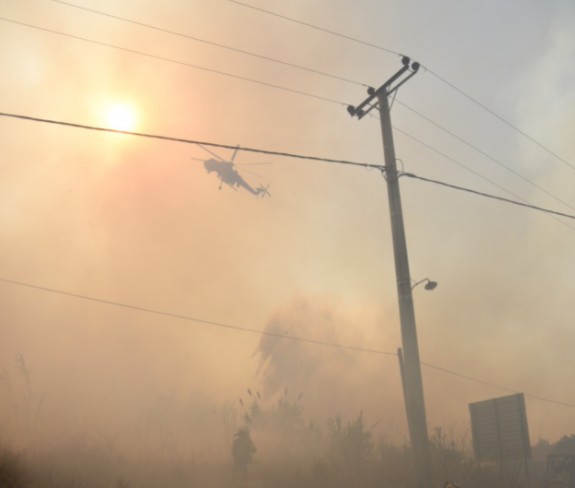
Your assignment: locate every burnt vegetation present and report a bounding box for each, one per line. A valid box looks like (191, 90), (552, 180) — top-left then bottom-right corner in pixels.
(1, 357), (569, 488)
(1, 388), (564, 488)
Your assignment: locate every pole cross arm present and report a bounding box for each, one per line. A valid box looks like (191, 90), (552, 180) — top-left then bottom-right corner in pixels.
(347, 56), (420, 120)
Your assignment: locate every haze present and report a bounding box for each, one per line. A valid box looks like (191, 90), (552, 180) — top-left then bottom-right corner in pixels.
(1, 0), (574, 483)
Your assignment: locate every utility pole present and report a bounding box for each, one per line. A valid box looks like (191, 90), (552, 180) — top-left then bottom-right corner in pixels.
(347, 57), (433, 488)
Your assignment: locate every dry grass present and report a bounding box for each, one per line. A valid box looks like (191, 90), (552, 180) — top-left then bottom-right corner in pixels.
(0, 430), (537, 488)
(0, 370), (542, 488)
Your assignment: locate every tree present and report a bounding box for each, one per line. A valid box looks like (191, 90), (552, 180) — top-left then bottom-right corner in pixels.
(551, 435), (575, 455)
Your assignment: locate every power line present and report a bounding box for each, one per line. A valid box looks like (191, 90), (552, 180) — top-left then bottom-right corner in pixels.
(0, 16), (346, 107)
(402, 172), (575, 221)
(1, 11), (573, 412)
(5, 11), (571, 218)
(227, 0), (574, 173)
(423, 68), (575, 173)
(392, 125), (575, 232)
(50, 0), (575, 211)
(0, 276), (395, 356)
(1, 275), (573, 409)
(421, 361), (575, 409)
(3, 110), (574, 223)
(225, 0), (402, 57)
(8, 2), (574, 232)
(393, 124), (528, 198)
(396, 100), (575, 213)
(46, 0), (368, 88)
(0, 111), (384, 170)
(43, 0), (575, 211)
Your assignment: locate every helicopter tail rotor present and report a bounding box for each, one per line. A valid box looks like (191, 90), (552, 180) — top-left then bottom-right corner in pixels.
(256, 184), (271, 198)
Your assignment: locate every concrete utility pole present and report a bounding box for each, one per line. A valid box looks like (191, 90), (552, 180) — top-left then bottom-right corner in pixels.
(347, 57), (433, 488)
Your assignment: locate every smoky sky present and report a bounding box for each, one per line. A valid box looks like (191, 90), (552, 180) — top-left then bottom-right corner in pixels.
(1, 0), (574, 453)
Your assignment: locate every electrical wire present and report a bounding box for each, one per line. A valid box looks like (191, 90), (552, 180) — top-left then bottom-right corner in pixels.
(424, 67), (575, 173)
(40, 1), (575, 217)
(0, 276), (396, 356)
(1, 9), (573, 411)
(1, 275), (573, 409)
(392, 125), (575, 231)
(225, 0), (403, 57)
(5, 11), (572, 217)
(421, 361), (575, 409)
(393, 124), (528, 199)
(227, 0), (574, 173)
(46, 0), (368, 88)
(0, 16), (346, 107)
(3, 110), (574, 408)
(0, 111), (384, 170)
(402, 172), (575, 220)
(3, 109), (574, 222)
(396, 100), (575, 213)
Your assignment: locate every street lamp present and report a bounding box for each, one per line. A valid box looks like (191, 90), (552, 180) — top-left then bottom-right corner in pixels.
(411, 278), (438, 291)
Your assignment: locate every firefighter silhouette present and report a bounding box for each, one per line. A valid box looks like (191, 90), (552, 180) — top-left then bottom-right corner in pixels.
(232, 427), (256, 477)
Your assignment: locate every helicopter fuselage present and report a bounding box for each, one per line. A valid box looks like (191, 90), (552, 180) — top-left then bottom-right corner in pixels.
(203, 158), (270, 197)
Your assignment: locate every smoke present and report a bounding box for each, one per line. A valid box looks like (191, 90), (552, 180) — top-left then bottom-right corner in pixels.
(254, 294), (407, 435)
(0, 0), (574, 468)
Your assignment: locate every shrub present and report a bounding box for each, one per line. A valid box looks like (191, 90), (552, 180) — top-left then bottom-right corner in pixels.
(0, 447), (26, 488)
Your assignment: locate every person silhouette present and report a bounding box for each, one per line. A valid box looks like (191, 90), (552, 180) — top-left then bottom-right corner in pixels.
(232, 427), (256, 478)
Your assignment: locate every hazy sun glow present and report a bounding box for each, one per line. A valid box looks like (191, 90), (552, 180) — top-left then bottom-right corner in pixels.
(107, 103), (137, 131)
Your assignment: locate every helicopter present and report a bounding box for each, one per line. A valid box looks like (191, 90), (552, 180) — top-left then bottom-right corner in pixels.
(199, 144), (271, 198)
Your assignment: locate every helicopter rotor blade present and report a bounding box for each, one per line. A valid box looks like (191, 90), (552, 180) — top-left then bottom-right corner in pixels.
(230, 145), (241, 164)
(236, 162), (273, 166)
(240, 168), (264, 179)
(196, 143), (225, 161)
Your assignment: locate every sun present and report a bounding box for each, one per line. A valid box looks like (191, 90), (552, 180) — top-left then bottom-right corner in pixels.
(107, 103), (137, 132)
